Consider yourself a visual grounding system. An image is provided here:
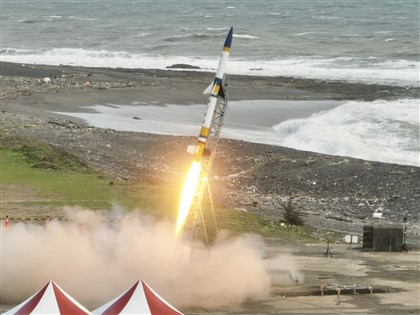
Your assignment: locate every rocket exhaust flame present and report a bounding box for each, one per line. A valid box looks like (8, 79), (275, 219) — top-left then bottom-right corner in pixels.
(175, 161), (201, 236)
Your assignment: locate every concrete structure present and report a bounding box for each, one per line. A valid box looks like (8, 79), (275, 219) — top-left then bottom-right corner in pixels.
(363, 224), (404, 251)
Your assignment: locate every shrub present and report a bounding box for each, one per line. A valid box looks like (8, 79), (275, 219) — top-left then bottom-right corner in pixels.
(283, 199), (304, 226)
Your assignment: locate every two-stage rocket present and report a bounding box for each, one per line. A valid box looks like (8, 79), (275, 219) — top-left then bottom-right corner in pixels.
(187, 26), (233, 160)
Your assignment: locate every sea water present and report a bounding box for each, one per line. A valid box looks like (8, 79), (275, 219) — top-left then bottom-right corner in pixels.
(1, 0), (419, 86)
(54, 100), (341, 142)
(273, 99), (419, 166)
(55, 99), (419, 166)
(1, 0), (419, 166)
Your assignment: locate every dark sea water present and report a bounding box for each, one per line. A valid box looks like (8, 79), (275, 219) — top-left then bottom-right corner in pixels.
(1, 0), (419, 166)
(1, 0), (419, 86)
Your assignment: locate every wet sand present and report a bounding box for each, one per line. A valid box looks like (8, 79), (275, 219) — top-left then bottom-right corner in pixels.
(2, 60), (418, 137)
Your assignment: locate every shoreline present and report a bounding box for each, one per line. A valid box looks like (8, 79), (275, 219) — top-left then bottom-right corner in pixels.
(48, 100), (344, 140)
(1, 61), (420, 313)
(1, 61), (419, 243)
(2, 61), (418, 167)
(1, 61), (419, 104)
(2, 60), (419, 142)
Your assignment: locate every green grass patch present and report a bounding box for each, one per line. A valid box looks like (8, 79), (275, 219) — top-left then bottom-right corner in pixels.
(1, 133), (315, 241)
(0, 134), (180, 217)
(1, 149), (117, 209)
(1, 134), (85, 170)
(1, 147), (180, 213)
(107, 181), (180, 219)
(197, 201), (314, 242)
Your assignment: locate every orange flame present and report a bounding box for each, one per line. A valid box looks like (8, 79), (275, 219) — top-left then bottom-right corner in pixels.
(175, 161), (201, 236)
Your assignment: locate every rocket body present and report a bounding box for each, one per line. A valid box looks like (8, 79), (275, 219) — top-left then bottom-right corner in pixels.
(188, 27), (233, 160)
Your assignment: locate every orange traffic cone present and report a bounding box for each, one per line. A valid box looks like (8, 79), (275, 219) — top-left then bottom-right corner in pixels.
(5, 215), (10, 230)
(45, 215), (50, 229)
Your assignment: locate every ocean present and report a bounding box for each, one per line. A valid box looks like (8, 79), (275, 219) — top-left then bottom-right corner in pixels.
(1, 0), (419, 86)
(1, 0), (419, 166)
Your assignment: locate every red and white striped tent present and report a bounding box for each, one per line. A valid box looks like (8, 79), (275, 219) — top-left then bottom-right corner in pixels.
(92, 280), (183, 315)
(4, 280), (91, 315)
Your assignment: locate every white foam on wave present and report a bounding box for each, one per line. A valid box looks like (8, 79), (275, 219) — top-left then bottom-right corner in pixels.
(272, 99), (420, 166)
(206, 27), (228, 31)
(51, 99), (418, 166)
(231, 57), (419, 87)
(1, 47), (418, 87)
(43, 15), (63, 19)
(0, 47), (200, 70)
(234, 34), (259, 39)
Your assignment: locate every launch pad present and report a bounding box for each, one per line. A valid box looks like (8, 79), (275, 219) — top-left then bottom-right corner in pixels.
(188, 75), (230, 244)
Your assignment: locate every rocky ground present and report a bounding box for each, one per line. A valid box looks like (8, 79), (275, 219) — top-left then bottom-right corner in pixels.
(1, 62), (419, 244)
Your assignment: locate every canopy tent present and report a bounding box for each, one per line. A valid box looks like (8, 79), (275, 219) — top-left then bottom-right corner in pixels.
(5, 280), (91, 315)
(93, 280), (183, 315)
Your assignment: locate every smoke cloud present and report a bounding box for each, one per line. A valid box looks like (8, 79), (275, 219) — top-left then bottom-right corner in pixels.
(1, 206), (299, 310)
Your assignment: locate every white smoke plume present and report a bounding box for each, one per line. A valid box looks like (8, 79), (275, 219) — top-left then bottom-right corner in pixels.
(1, 206), (299, 310)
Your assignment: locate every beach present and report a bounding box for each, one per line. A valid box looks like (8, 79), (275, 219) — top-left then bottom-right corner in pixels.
(1, 60), (420, 314)
(2, 60), (419, 238)
(2, 1), (420, 313)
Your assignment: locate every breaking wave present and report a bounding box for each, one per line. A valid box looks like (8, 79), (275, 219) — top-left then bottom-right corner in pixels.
(1, 47), (418, 87)
(272, 99), (419, 166)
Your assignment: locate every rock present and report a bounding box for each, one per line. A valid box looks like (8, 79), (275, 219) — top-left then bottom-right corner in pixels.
(305, 158), (316, 166)
(166, 64), (201, 69)
(1, 66), (419, 244)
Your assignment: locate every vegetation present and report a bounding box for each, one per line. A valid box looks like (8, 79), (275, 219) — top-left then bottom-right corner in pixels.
(1, 134), (314, 241)
(213, 207), (309, 239)
(1, 135), (85, 170)
(282, 198), (305, 226)
(1, 134), (129, 211)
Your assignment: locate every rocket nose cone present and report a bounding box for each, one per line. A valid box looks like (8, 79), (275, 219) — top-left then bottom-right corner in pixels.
(224, 26), (233, 49)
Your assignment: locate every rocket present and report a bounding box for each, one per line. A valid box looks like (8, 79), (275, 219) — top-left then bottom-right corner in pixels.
(187, 27), (233, 160)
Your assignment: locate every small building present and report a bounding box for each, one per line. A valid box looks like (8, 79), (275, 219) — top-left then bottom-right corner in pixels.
(362, 224), (404, 252)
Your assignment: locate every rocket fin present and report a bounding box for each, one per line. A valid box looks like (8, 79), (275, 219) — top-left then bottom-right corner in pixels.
(203, 82), (225, 97)
(203, 82), (213, 95)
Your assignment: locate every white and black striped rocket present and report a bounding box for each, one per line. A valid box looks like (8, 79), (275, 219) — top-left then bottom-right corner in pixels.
(187, 26), (233, 160)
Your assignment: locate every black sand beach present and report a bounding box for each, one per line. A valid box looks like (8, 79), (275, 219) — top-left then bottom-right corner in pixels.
(1, 61), (419, 314)
(1, 61), (419, 241)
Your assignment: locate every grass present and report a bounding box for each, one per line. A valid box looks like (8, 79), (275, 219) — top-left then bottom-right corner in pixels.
(2, 135), (84, 170)
(1, 134), (134, 211)
(199, 203), (312, 241)
(1, 148), (118, 210)
(0, 133), (315, 241)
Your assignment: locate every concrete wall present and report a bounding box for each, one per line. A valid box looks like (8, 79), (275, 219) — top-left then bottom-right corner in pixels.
(363, 224), (404, 252)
